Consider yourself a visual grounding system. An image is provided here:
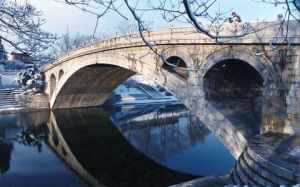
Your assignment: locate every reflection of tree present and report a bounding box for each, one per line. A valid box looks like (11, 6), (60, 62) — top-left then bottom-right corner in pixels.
(0, 141), (13, 174)
(0, 112), (49, 176)
(16, 125), (48, 153)
(187, 114), (210, 144)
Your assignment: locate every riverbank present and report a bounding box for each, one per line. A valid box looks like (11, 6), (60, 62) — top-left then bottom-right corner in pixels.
(0, 107), (49, 115)
(0, 88), (49, 115)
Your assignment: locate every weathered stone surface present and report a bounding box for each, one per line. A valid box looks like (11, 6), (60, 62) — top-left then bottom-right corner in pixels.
(15, 92), (49, 110)
(231, 134), (300, 186)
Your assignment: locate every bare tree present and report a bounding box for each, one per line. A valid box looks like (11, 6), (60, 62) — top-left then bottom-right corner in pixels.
(51, 31), (95, 57)
(115, 20), (138, 35)
(0, 0), (56, 61)
(56, 0), (299, 72)
(59, 0), (299, 40)
(252, 0), (299, 22)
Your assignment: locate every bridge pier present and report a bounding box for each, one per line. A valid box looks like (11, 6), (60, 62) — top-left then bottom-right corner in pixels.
(286, 51), (300, 134)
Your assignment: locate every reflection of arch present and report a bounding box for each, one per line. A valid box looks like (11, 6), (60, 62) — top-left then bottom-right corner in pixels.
(48, 109), (195, 186)
(58, 70), (64, 81)
(0, 141), (13, 174)
(50, 74), (56, 98)
(47, 112), (103, 187)
(162, 56), (189, 79)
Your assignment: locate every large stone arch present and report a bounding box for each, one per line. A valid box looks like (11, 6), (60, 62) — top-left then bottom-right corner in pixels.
(48, 53), (188, 109)
(52, 64), (135, 109)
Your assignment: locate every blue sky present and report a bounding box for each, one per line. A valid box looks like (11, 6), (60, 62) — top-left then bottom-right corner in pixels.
(29, 0), (285, 37)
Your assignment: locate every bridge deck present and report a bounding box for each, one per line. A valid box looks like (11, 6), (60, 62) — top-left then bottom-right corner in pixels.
(44, 22), (300, 71)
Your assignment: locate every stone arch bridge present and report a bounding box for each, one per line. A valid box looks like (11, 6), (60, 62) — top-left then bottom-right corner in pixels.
(43, 22), (300, 135)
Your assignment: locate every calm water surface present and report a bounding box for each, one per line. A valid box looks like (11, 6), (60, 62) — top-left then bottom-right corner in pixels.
(0, 104), (236, 187)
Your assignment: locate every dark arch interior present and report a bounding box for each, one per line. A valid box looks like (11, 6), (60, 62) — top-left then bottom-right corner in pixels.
(204, 59), (263, 100)
(58, 70), (64, 80)
(162, 56), (188, 79)
(50, 74), (56, 97)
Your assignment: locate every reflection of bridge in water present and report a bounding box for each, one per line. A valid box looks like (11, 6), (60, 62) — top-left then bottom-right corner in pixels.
(47, 108), (196, 187)
(0, 103), (298, 186)
(109, 104), (212, 163)
(46, 103), (300, 186)
(110, 104), (189, 131)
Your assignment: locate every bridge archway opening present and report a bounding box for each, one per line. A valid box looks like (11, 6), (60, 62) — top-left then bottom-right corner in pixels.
(52, 63), (184, 109)
(50, 74), (56, 98)
(53, 64), (136, 109)
(203, 59), (263, 101)
(58, 70), (64, 81)
(162, 56), (189, 79)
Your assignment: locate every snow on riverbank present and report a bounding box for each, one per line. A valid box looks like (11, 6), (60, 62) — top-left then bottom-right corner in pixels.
(107, 74), (179, 106)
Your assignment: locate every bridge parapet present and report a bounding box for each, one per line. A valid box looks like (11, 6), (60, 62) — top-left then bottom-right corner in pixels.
(44, 21), (300, 71)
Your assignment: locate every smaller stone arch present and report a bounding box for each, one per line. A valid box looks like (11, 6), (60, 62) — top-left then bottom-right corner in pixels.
(162, 47), (193, 68)
(58, 70), (64, 81)
(201, 47), (279, 85)
(203, 59), (264, 100)
(50, 74), (56, 98)
(162, 56), (189, 79)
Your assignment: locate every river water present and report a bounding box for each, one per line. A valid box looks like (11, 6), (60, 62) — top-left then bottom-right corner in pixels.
(0, 104), (237, 187)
